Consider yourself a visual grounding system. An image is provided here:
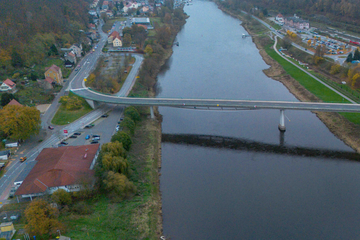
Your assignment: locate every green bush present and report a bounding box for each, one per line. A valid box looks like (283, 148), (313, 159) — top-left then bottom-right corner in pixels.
(111, 131), (132, 151)
(124, 106), (140, 122)
(120, 117), (136, 135)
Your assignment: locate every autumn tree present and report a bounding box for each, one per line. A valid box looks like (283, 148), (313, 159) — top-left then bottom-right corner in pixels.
(25, 199), (64, 238)
(101, 153), (129, 175)
(101, 141), (127, 158)
(156, 26), (172, 49)
(103, 171), (136, 198)
(51, 189), (72, 207)
(123, 33), (132, 47)
(111, 131), (132, 151)
(0, 105), (40, 140)
(144, 45), (153, 56)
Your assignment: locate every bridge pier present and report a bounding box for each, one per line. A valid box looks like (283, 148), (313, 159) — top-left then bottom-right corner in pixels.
(150, 106), (155, 119)
(85, 99), (102, 109)
(278, 109), (286, 132)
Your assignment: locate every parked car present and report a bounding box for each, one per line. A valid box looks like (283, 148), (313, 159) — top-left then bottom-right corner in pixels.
(9, 187), (16, 198)
(69, 135), (77, 138)
(84, 124), (94, 128)
(90, 140), (99, 144)
(92, 134), (100, 138)
(48, 126), (54, 130)
(85, 135), (90, 140)
(60, 141), (68, 145)
(73, 132), (81, 136)
(92, 136), (100, 140)
(101, 114), (108, 118)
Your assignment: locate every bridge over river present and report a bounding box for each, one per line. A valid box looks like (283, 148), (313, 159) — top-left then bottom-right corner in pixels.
(71, 88), (360, 131)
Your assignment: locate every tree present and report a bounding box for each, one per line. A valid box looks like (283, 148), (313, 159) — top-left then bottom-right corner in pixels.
(144, 45), (153, 56)
(0, 105), (40, 140)
(120, 117), (136, 135)
(353, 48), (360, 61)
(0, 93), (17, 106)
(111, 131), (132, 151)
(124, 106), (140, 122)
(11, 49), (24, 68)
(101, 141), (127, 158)
(101, 153), (129, 175)
(123, 33), (132, 47)
(25, 199), (64, 237)
(103, 171), (136, 198)
(346, 53), (353, 63)
(156, 26), (172, 48)
(51, 189), (72, 206)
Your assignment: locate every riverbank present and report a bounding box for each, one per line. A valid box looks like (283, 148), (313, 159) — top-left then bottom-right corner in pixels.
(218, 5), (360, 153)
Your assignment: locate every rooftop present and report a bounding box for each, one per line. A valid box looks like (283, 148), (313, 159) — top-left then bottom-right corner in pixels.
(15, 144), (100, 196)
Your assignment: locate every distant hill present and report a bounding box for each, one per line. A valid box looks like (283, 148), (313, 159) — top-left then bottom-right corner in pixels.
(0, 0), (91, 72)
(224, 0), (360, 31)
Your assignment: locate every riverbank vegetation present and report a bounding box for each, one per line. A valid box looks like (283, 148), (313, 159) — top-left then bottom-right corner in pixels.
(217, 2), (360, 152)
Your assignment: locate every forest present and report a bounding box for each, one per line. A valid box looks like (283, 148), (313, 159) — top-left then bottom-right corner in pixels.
(0, 0), (91, 74)
(225, 0), (360, 29)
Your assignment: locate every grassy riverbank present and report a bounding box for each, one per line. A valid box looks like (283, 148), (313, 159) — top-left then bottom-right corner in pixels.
(61, 114), (162, 239)
(217, 4), (360, 152)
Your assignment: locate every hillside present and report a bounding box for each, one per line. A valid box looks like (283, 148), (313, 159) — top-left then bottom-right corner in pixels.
(0, 0), (91, 72)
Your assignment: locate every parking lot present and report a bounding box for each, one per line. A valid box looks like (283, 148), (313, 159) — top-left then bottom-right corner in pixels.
(60, 106), (124, 147)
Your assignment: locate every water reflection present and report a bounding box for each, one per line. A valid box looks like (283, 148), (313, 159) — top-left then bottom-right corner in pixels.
(162, 133), (360, 161)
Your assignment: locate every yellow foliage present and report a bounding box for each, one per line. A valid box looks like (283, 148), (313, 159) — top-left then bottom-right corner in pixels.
(0, 105), (40, 140)
(25, 199), (64, 236)
(330, 64), (341, 75)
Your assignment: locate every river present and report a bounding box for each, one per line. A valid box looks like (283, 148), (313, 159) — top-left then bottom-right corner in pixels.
(157, 1), (360, 239)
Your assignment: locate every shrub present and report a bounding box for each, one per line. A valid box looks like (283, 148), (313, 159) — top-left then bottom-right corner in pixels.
(124, 106), (141, 122)
(51, 189), (72, 206)
(111, 131), (132, 151)
(120, 117), (136, 135)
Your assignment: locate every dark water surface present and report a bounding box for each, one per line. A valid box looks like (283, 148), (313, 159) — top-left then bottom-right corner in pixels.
(157, 1), (360, 239)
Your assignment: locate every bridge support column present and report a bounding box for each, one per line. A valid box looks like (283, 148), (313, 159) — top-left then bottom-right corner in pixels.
(85, 99), (102, 109)
(150, 106), (155, 119)
(278, 110), (286, 132)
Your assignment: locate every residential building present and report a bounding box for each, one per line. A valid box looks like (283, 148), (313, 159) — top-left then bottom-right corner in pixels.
(65, 51), (77, 65)
(44, 64), (63, 85)
(15, 144), (100, 200)
(275, 13), (284, 23)
(108, 31), (120, 44)
(0, 222), (16, 240)
(0, 79), (16, 92)
(69, 44), (82, 57)
(0, 150), (11, 161)
(106, 10), (114, 18)
(6, 99), (22, 107)
(284, 15), (309, 29)
(113, 36), (122, 47)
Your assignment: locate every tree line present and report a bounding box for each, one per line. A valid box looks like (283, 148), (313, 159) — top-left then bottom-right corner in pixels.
(0, 0), (90, 75)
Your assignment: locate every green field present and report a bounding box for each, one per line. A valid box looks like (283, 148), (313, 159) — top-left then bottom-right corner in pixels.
(51, 92), (92, 125)
(265, 43), (360, 124)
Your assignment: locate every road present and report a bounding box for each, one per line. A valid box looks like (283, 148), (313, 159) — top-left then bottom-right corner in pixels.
(0, 18), (144, 204)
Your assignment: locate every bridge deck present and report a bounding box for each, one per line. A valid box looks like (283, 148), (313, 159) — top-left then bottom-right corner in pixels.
(71, 88), (360, 112)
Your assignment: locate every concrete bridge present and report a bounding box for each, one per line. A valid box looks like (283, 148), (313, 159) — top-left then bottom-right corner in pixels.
(71, 88), (360, 132)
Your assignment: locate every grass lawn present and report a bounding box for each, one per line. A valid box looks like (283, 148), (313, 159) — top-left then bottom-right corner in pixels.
(51, 92), (92, 125)
(265, 43), (360, 124)
(148, 17), (164, 37)
(62, 117), (161, 239)
(102, 17), (127, 33)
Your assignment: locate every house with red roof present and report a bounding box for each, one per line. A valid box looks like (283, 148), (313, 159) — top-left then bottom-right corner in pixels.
(44, 64), (63, 85)
(276, 13), (284, 24)
(6, 99), (22, 107)
(108, 30), (120, 44)
(0, 79), (16, 92)
(15, 144), (100, 200)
